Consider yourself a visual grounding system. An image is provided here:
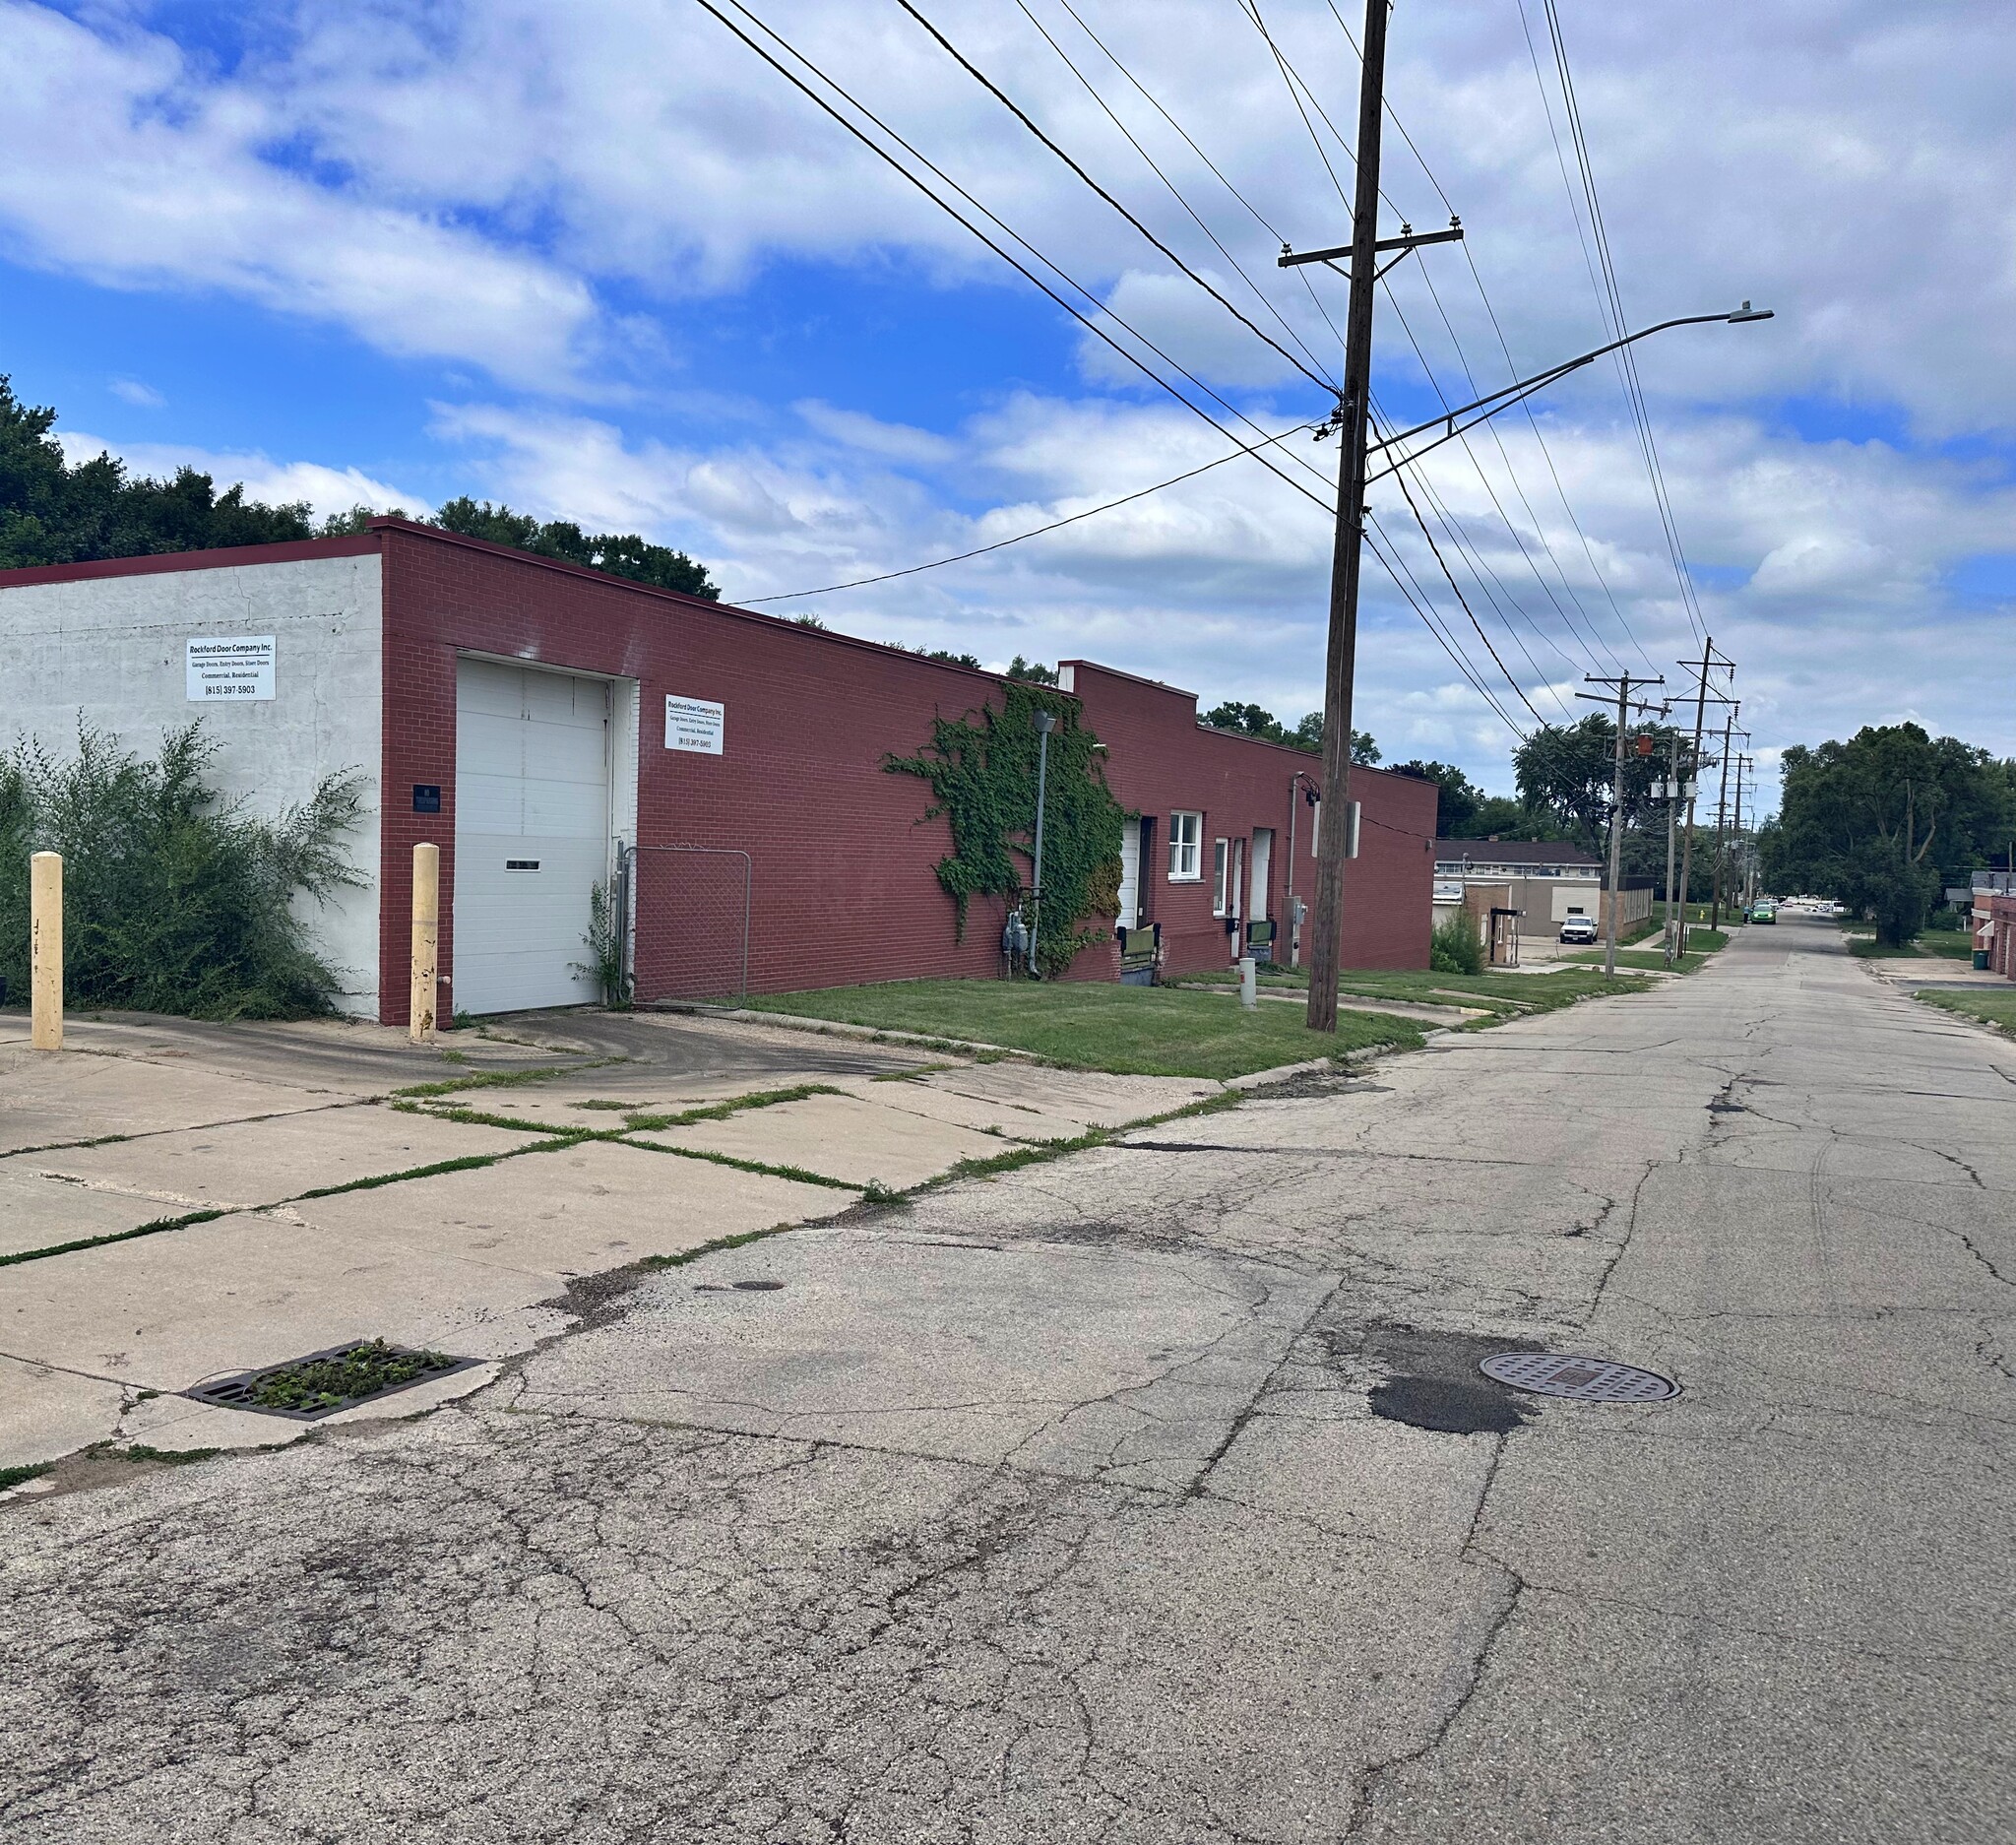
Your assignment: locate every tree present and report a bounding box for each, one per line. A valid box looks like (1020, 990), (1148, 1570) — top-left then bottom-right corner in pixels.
(1200, 701), (1377, 763)
(1514, 716), (1672, 853)
(430, 496), (718, 599)
(1762, 724), (2016, 943)
(1006, 656), (1058, 684)
(1391, 759), (1482, 837)
(1, 375), (316, 567)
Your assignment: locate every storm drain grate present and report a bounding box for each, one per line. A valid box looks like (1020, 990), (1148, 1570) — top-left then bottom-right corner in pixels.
(1480, 1352), (1679, 1403)
(187, 1341), (482, 1422)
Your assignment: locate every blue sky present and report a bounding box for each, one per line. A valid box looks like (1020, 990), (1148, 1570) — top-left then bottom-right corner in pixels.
(5, 0), (2015, 808)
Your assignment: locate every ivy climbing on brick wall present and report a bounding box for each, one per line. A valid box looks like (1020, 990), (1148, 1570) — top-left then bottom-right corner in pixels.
(887, 680), (1124, 977)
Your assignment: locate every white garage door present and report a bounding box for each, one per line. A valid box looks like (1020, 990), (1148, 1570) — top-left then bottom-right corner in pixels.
(454, 658), (611, 1015)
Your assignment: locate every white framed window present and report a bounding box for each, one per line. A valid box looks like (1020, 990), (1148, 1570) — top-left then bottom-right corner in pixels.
(1212, 839), (1230, 915)
(1167, 810), (1202, 880)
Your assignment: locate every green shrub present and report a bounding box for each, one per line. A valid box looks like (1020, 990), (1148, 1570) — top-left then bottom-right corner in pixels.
(1429, 908), (1484, 976)
(0, 724), (364, 1018)
(573, 877), (632, 1007)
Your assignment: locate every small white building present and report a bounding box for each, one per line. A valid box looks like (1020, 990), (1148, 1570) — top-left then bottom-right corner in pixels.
(1434, 837), (1606, 944)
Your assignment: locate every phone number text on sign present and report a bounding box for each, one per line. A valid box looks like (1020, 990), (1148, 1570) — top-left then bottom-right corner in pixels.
(186, 636), (277, 702)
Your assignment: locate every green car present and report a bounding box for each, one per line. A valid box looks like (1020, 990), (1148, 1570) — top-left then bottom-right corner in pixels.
(1749, 902), (1776, 924)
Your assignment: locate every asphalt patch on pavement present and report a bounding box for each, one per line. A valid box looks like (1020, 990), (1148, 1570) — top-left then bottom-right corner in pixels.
(1341, 1321), (1545, 1436)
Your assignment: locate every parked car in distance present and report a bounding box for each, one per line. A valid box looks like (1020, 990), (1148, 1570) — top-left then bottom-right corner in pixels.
(1750, 901), (1776, 924)
(1559, 914), (1600, 945)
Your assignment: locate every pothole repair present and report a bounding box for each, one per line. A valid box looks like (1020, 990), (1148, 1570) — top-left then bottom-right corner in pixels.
(1343, 1322), (1544, 1436)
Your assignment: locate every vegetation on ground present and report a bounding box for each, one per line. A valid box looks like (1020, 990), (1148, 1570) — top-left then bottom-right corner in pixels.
(1429, 909), (1485, 975)
(886, 679), (1123, 978)
(1916, 989), (2016, 1035)
(0, 724), (364, 1018)
(245, 1340), (457, 1415)
(735, 979), (1423, 1078)
(1845, 925), (1974, 960)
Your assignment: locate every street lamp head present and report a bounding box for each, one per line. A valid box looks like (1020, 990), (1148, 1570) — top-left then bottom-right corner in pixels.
(1728, 301), (1774, 323)
(1033, 710), (1057, 735)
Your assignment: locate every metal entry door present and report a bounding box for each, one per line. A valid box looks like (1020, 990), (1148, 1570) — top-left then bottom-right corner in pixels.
(452, 658), (610, 1015)
(1117, 818), (1141, 927)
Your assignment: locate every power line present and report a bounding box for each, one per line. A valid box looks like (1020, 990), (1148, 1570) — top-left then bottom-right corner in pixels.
(701, 0), (1536, 739)
(894, 0), (1334, 392)
(1528, 0), (1707, 643)
(694, 0), (1335, 519)
(1015, 0), (1338, 387)
(1242, 0), (1641, 683)
(737, 420), (1315, 603)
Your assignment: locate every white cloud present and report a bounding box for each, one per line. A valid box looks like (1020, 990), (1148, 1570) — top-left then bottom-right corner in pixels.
(107, 377), (165, 409)
(56, 432), (419, 522)
(0, 1), (600, 387)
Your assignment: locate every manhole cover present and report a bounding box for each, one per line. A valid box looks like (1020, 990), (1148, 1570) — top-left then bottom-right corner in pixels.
(732, 1279), (785, 1292)
(187, 1342), (481, 1422)
(1479, 1352), (1678, 1402)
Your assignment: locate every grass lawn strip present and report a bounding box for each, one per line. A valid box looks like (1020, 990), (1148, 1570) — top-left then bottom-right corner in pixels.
(734, 981), (1421, 1079)
(1915, 989), (2016, 1036)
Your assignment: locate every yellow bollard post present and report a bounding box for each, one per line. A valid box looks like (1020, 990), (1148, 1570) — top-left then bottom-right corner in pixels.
(410, 843), (439, 1045)
(31, 851), (62, 1051)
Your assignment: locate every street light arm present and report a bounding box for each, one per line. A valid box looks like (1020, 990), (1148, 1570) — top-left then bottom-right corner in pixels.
(1365, 308), (1772, 460)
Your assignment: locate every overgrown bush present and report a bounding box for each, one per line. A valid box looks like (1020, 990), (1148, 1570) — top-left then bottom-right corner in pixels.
(0, 725), (364, 1018)
(1429, 908), (1484, 976)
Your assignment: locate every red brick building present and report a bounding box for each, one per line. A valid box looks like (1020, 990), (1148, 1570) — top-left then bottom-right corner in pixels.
(1, 519), (1433, 1021)
(1975, 893), (2016, 979)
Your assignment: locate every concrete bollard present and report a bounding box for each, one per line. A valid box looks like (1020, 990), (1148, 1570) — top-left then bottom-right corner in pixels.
(1238, 954), (1257, 1011)
(410, 843), (439, 1044)
(31, 852), (62, 1051)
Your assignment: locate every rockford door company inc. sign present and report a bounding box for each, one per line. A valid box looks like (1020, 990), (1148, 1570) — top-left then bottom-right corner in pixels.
(186, 635), (277, 701)
(665, 694), (724, 754)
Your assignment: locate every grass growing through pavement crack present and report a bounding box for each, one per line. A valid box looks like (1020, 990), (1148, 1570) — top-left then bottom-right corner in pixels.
(620, 1083), (844, 1132)
(390, 1058), (625, 1100)
(0, 1206), (229, 1269)
(0, 1461), (54, 1492)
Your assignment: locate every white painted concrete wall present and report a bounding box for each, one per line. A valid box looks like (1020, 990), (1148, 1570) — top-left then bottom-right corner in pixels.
(0, 555), (384, 1015)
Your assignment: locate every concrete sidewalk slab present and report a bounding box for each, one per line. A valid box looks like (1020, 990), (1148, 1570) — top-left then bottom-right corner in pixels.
(412, 1072), (819, 1134)
(631, 1091), (1008, 1189)
(0, 1212), (577, 1397)
(828, 1074), (1093, 1143)
(297, 1138), (853, 1277)
(1, 1167), (177, 1259)
(0, 1353), (129, 1470)
(24, 1105), (545, 1213)
(0, 1051), (337, 1156)
(915, 1062), (1218, 1129)
(0, 1011), (554, 1101)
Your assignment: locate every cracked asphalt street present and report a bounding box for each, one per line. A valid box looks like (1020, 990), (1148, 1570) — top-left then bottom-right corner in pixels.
(4, 917), (2011, 1843)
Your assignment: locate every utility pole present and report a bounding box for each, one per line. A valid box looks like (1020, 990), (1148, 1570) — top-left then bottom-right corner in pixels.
(1579, 672), (1665, 977)
(1663, 726), (1682, 967)
(1709, 705), (1738, 930)
(1728, 748), (1748, 920)
(1674, 637), (1732, 954)
(1287, 0), (1390, 1034)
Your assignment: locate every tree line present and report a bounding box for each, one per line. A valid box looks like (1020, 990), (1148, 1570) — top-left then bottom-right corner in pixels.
(0, 375), (718, 599)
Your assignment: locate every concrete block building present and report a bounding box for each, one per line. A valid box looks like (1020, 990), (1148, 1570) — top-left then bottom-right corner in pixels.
(1, 519), (1434, 1021)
